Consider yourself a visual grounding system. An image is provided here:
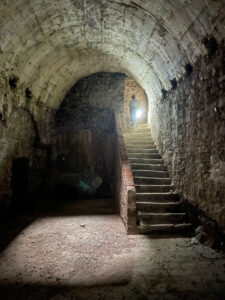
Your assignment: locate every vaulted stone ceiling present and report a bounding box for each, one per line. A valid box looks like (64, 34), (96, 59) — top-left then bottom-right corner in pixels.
(0, 0), (224, 108)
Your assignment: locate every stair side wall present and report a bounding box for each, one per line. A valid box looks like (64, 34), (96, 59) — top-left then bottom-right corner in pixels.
(149, 42), (225, 230)
(115, 113), (137, 232)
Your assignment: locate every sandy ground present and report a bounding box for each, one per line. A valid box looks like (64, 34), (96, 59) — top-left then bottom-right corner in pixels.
(0, 199), (224, 300)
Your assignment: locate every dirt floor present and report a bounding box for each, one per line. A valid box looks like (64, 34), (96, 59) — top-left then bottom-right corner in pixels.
(0, 199), (224, 300)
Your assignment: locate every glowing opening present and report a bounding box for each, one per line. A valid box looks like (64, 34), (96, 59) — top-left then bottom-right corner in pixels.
(136, 109), (142, 119)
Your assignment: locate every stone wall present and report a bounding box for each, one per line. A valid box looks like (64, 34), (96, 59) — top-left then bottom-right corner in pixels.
(0, 72), (127, 207)
(0, 107), (36, 208)
(0, 101), (52, 209)
(51, 73), (126, 199)
(115, 113), (136, 231)
(56, 72), (126, 129)
(124, 79), (148, 126)
(50, 128), (116, 199)
(150, 42), (225, 230)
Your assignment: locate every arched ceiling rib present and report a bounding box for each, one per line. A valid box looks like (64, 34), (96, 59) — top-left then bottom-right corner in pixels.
(0, 0), (224, 108)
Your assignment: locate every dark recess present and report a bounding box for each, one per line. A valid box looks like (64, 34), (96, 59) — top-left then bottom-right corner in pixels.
(202, 36), (219, 58)
(9, 77), (18, 89)
(25, 88), (32, 99)
(170, 78), (177, 90)
(185, 63), (193, 76)
(161, 88), (167, 99)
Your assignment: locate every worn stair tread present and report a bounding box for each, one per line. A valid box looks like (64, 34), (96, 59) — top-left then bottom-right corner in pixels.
(136, 223), (193, 232)
(125, 136), (152, 138)
(135, 192), (179, 201)
(124, 134), (152, 137)
(139, 211), (186, 225)
(139, 223), (191, 228)
(126, 141), (154, 144)
(132, 169), (166, 171)
(135, 183), (174, 189)
(135, 185), (174, 193)
(128, 155), (160, 157)
(126, 128), (150, 131)
(128, 152), (160, 155)
(134, 176), (169, 178)
(136, 191), (176, 195)
(135, 185), (174, 189)
(125, 136), (153, 139)
(131, 164), (165, 167)
(131, 163), (166, 170)
(136, 201), (182, 212)
(123, 125), (192, 235)
(134, 178), (171, 184)
(127, 145), (154, 147)
(127, 148), (157, 151)
(129, 158), (163, 163)
(138, 212), (186, 217)
(133, 172), (169, 178)
(125, 143), (155, 147)
(135, 124), (149, 127)
(136, 200), (182, 205)
(125, 140), (153, 143)
(132, 170), (168, 174)
(127, 149), (158, 153)
(127, 145), (158, 151)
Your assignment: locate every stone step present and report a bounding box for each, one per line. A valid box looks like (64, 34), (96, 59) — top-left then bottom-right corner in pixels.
(125, 140), (155, 146)
(135, 123), (149, 129)
(136, 201), (182, 212)
(138, 212), (186, 225)
(125, 134), (152, 138)
(125, 144), (156, 150)
(134, 177), (171, 185)
(127, 145), (157, 150)
(124, 132), (152, 138)
(125, 138), (154, 144)
(135, 185), (174, 193)
(133, 223), (193, 235)
(125, 128), (150, 133)
(128, 153), (161, 159)
(125, 133), (152, 137)
(135, 192), (179, 202)
(132, 170), (169, 178)
(123, 123), (193, 236)
(131, 163), (166, 171)
(127, 148), (158, 154)
(129, 158), (163, 164)
(125, 142), (156, 148)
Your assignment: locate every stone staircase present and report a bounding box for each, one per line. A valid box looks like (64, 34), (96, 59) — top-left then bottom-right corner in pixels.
(124, 123), (192, 235)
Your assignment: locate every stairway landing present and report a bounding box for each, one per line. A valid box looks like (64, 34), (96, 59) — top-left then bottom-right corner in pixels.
(123, 123), (192, 235)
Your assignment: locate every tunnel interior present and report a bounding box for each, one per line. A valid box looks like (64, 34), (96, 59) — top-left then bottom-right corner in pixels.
(0, 0), (225, 298)
(0, 0), (224, 229)
(31, 71), (149, 204)
(0, 0), (224, 215)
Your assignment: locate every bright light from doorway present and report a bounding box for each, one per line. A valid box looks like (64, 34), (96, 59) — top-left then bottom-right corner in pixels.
(136, 109), (142, 119)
